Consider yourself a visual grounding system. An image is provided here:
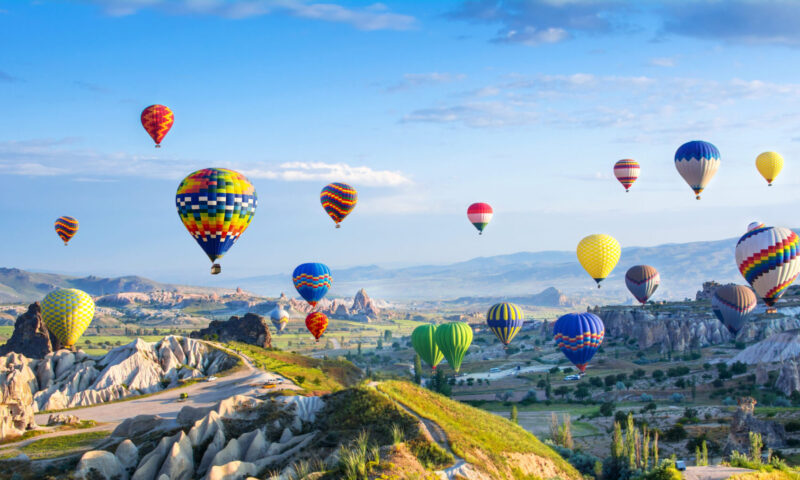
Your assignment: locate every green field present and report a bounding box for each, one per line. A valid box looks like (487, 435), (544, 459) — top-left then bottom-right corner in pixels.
(19, 430), (108, 459)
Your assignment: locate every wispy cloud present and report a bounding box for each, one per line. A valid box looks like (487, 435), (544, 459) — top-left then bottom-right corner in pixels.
(402, 101), (537, 128)
(74, 80), (110, 93)
(80, 0), (416, 31)
(0, 70), (20, 82)
(384, 73), (466, 93)
(649, 56), (675, 67)
(242, 162), (411, 186)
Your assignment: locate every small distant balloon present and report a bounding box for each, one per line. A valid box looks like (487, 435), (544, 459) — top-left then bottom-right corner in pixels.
(756, 152), (783, 186)
(675, 140), (720, 200)
(486, 302), (524, 346)
(613, 159), (640, 192)
(712, 285), (756, 335)
(270, 307), (289, 333)
(320, 182), (357, 228)
(54, 216), (79, 246)
(625, 265), (660, 304)
(576, 234), (621, 288)
(141, 104), (174, 147)
(467, 203), (493, 235)
(553, 312), (604, 374)
(747, 222), (765, 232)
(305, 312), (328, 341)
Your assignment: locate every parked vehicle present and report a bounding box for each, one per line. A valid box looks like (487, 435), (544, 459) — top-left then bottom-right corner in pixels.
(675, 460), (686, 471)
(564, 374), (581, 381)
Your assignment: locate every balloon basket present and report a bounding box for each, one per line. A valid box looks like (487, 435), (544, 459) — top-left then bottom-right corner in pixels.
(155, 144), (161, 148)
(696, 196), (701, 200)
(767, 307), (777, 314)
(211, 264), (221, 275)
(336, 224), (341, 229)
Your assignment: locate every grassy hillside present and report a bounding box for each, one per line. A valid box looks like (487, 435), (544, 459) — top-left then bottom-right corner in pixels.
(377, 380), (581, 480)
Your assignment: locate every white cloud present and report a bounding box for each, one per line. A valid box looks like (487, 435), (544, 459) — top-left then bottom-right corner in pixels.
(649, 56), (676, 67)
(402, 101), (538, 128)
(385, 73), (466, 93)
(242, 162), (411, 186)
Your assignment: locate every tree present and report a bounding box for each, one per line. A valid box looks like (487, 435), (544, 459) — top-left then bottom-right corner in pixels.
(701, 440), (708, 466)
(554, 386), (570, 400)
(357, 341), (362, 356)
(749, 432), (763, 463)
(600, 401), (615, 417)
(574, 383), (591, 400)
(652, 370), (665, 381)
(384, 330), (392, 341)
(413, 354), (422, 385)
(653, 431), (659, 467)
(511, 405), (518, 424)
(376, 338), (383, 350)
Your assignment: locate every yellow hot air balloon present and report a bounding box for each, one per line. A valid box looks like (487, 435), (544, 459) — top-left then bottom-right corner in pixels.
(41, 289), (95, 348)
(577, 234), (621, 288)
(756, 151), (784, 186)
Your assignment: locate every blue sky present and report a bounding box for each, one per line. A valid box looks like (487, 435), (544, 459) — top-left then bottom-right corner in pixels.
(3, 0), (800, 287)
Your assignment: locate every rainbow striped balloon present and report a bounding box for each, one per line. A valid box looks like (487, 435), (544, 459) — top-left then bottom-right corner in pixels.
(486, 302), (524, 345)
(320, 182), (357, 227)
(613, 159), (640, 192)
(292, 263), (332, 306)
(553, 312), (604, 373)
(736, 225), (800, 307)
(54, 216), (79, 246)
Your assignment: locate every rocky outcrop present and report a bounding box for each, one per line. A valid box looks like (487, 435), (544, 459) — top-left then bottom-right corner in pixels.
(116, 439), (139, 472)
(0, 353), (37, 439)
(74, 450), (126, 480)
(732, 330), (800, 364)
(191, 313), (272, 349)
(352, 288), (380, 317)
(777, 360), (800, 396)
(0, 302), (60, 358)
(724, 397), (786, 454)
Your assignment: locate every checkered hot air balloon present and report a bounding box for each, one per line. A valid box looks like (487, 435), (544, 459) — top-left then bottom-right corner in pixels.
(613, 159), (640, 192)
(712, 285), (756, 335)
(175, 168), (257, 275)
(141, 104), (174, 148)
(305, 312), (328, 341)
(292, 263), (332, 307)
(54, 216), (79, 246)
(576, 234), (621, 288)
(467, 203), (493, 235)
(675, 140), (720, 200)
(553, 312), (604, 374)
(735, 225), (800, 312)
(41, 288), (95, 348)
(320, 183), (357, 228)
(625, 265), (660, 304)
(486, 302), (524, 346)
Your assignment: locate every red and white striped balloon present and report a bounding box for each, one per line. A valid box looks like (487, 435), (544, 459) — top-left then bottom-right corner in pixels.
(467, 203), (493, 235)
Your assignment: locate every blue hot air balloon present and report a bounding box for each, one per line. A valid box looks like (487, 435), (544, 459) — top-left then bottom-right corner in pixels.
(486, 302), (524, 346)
(292, 263), (332, 307)
(553, 312), (604, 374)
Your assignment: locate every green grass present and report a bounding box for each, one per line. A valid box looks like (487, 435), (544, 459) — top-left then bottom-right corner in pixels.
(20, 430), (108, 459)
(228, 342), (361, 393)
(0, 420), (97, 445)
(376, 380), (580, 480)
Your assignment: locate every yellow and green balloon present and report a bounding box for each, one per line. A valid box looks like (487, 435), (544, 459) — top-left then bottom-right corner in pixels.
(41, 289), (95, 348)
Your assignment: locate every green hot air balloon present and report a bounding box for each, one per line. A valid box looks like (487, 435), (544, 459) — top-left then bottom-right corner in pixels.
(434, 322), (473, 373)
(411, 325), (444, 371)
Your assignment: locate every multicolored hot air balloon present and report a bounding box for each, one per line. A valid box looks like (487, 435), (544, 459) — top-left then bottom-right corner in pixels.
(467, 203), (493, 235)
(434, 322), (472, 372)
(748, 222), (765, 232)
(305, 312), (328, 341)
(625, 265), (660, 304)
(756, 151), (784, 186)
(41, 288), (95, 348)
(712, 285), (757, 335)
(54, 216), (79, 246)
(292, 263), (332, 307)
(486, 303), (524, 346)
(576, 234), (621, 288)
(176, 168), (257, 275)
(736, 225), (800, 312)
(320, 183), (357, 228)
(141, 104), (174, 147)
(675, 140), (720, 200)
(270, 307), (289, 333)
(411, 325), (444, 371)
(613, 159), (640, 192)
(553, 312), (604, 374)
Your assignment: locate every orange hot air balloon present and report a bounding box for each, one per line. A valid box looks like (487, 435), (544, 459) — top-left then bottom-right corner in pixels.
(305, 312), (328, 342)
(141, 104), (174, 147)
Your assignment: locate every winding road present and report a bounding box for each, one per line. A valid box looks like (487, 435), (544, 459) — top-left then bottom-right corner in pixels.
(681, 466), (754, 480)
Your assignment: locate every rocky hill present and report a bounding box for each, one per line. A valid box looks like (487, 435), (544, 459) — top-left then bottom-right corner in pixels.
(446, 286), (579, 308)
(190, 313), (272, 348)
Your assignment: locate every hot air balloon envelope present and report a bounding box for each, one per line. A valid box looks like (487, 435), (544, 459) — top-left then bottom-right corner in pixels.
(625, 265), (660, 304)
(434, 322), (472, 372)
(141, 104), (174, 147)
(614, 159), (640, 192)
(756, 152), (783, 186)
(411, 325), (444, 370)
(553, 312), (604, 373)
(486, 303), (524, 345)
(712, 285), (757, 335)
(320, 183), (357, 228)
(675, 140), (720, 199)
(41, 288), (95, 348)
(293, 263), (332, 306)
(55, 216), (79, 246)
(270, 307), (289, 333)
(735, 226), (800, 308)
(305, 312), (328, 341)
(467, 203), (493, 234)
(577, 234), (621, 287)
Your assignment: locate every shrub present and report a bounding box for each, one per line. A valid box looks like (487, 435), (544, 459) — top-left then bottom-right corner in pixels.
(640, 393), (653, 402)
(670, 393), (685, 403)
(722, 396), (736, 406)
(652, 370), (665, 381)
(599, 401), (615, 416)
(662, 424), (688, 442)
(730, 361), (748, 375)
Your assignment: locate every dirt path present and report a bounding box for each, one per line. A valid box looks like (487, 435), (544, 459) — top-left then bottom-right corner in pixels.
(682, 466), (754, 480)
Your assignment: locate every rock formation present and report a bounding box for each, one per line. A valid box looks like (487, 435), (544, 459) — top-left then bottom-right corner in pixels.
(352, 288), (380, 317)
(732, 330), (800, 364)
(0, 302), (60, 358)
(0, 353), (37, 439)
(190, 313), (272, 349)
(724, 397), (786, 454)
(777, 360), (800, 396)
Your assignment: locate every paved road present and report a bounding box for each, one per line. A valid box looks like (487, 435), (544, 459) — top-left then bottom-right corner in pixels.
(461, 364), (557, 381)
(682, 466), (754, 480)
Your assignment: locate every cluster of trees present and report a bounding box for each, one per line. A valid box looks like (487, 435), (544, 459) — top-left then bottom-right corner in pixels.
(603, 412), (660, 479)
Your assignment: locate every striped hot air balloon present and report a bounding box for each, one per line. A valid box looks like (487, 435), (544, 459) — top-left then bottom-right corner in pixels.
(41, 288), (95, 348)
(141, 104), (174, 147)
(712, 285), (757, 335)
(54, 216), (79, 246)
(756, 151), (783, 186)
(486, 302), (524, 346)
(411, 324), (444, 371)
(292, 263), (332, 307)
(434, 322), (472, 372)
(747, 222), (765, 232)
(576, 234), (621, 288)
(675, 140), (720, 200)
(613, 159), (640, 192)
(270, 307), (289, 333)
(467, 203), (493, 235)
(305, 312), (328, 341)
(736, 225), (800, 312)
(320, 183), (357, 228)
(553, 312), (604, 374)
(625, 265), (660, 304)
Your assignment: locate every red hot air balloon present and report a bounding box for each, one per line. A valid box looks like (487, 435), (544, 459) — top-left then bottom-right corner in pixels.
(467, 203), (493, 235)
(305, 312), (328, 341)
(141, 105), (174, 147)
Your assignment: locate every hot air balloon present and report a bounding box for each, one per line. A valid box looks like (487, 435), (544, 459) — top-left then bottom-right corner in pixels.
(486, 303), (524, 346)
(411, 325), (444, 371)
(270, 307), (289, 333)
(674, 140), (720, 200)
(712, 285), (757, 335)
(576, 234), (621, 288)
(292, 263), (332, 307)
(735, 225), (800, 313)
(176, 168), (257, 275)
(141, 104), (174, 147)
(613, 159), (640, 192)
(41, 288), (95, 348)
(756, 151), (783, 186)
(467, 203), (493, 235)
(320, 183), (357, 228)
(305, 312), (328, 341)
(553, 312), (604, 374)
(54, 216), (79, 246)
(434, 322), (472, 372)
(747, 222), (765, 232)
(625, 265), (660, 304)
